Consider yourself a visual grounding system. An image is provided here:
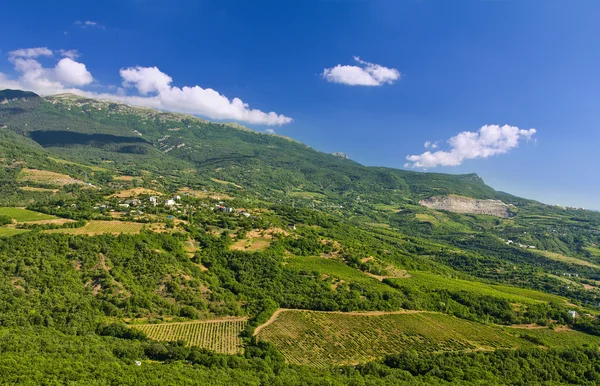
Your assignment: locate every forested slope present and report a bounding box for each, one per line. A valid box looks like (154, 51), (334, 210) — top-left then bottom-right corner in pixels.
(2, 88), (600, 384)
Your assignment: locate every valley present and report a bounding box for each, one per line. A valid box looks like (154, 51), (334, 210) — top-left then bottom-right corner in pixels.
(1, 89), (600, 384)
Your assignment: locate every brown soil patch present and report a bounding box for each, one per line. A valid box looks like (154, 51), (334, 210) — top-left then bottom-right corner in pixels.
(24, 218), (75, 225)
(94, 253), (111, 271)
(363, 266), (411, 282)
(194, 263), (208, 271)
(112, 188), (161, 198)
(20, 186), (59, 193)
(231, 238), (271, 251)
(319, 253), (338, 259)
(508, 324), (549, 330)
(114, 176), (136, 181)
(210, 178), (243, 189)
(93, 283), (102, 295)
(10, 278), (24, 291)
(177, 187), (234, 200)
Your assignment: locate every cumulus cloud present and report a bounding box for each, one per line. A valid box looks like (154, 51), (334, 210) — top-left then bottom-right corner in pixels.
(322, 56), (400, 86)
(8, 47), (53, 59)
(0, 48), (291, 126)
(121, 66), (172, 95)
(55, 58), (93, 86)
(405, 125), (537, 169)
(4, 48), (93, 93)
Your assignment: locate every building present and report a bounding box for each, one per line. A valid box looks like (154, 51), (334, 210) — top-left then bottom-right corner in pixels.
(217, 206), (233, 213)
(568, 310), (578, 319)
(165, 199), (176, 207)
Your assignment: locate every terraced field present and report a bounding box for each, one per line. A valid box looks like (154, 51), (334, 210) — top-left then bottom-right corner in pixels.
(134, 318), (247, 354)
(256, 310), (535, 367)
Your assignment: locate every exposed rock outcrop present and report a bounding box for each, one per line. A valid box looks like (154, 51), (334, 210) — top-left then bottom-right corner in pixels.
(420, 195), (514, 218)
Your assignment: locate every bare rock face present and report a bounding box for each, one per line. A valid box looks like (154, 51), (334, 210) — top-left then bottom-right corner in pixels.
(332, 152), (349, 159)
(420, 195), (514, 218)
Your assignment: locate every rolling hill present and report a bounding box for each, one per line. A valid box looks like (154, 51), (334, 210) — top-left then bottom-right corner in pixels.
(2, 88), (600, 384)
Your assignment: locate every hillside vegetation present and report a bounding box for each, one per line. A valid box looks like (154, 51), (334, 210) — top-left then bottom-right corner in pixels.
(2, 89), (600, 384)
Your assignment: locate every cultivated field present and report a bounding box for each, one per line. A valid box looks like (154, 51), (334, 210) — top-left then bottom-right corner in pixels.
(256, 310), (535, 367)
(0, 227), (27, 237)
(287, 191), (325, 199)
(388, 270), (568, 304)
(231, 237), (271, 251)
(112, 188), (161, 198)
(46, 220), (145, 235)
(48, 156), (108, 172)
(210, 178), (243, 189)
(507, 326), (600, 348)
(17, 168), (86, 186)
(586, 246), (600, 257)
(19, 186), (59, 193)
(538, 250), (600, 269)
(0, 207), (57, 222)
(134, 318), (247, 354)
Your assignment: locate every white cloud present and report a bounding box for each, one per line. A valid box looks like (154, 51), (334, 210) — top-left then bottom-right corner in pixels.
(265, 128), (276, 134)
(8, 47), (53, 59)
(121, 66), (172, 95)
(59, 49), (80, 59)
(55, 58), (93, 86)
(322, 56), (400, 86)
(405, 125), (537, 169)
(424, 141), (438, 149)
(0, 48), (291, 126)
(75, 20), (105, 29)
(117, 66), (291, 125)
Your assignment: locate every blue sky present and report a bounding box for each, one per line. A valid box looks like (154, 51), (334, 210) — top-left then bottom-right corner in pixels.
(1, 0), (599, 209)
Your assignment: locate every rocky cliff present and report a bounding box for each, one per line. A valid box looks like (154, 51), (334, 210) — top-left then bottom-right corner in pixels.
(420, 195), (514, 218)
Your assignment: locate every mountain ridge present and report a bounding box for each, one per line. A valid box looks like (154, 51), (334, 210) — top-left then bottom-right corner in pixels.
(0, 88), (513, 206)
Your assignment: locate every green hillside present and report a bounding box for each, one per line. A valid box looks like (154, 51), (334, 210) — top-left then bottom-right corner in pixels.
(2, 89), (600, 384)
(0, 90), (506, 203)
